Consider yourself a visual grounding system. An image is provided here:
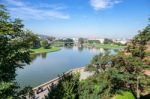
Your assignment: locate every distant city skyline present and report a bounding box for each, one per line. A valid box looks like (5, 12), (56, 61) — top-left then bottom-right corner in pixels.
(1, 0), (150, 39)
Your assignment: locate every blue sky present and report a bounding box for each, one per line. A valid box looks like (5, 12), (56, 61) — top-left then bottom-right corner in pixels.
(1, 0), (150, 38)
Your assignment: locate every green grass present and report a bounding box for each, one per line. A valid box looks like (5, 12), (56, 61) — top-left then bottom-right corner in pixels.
(113, 91), (135, 99)
(85, 43), (125, 49)
(52, 41), (64, 47)
(31, 47), (61, 54)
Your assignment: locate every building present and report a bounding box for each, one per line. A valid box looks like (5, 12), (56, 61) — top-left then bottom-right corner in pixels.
(72, 38), (79, 44)
(113, 39), (129, 45)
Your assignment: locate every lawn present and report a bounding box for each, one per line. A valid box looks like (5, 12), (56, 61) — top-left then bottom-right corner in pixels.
(113, 91), (135, 99)
(52, 41), (64, 47)
(85, 43), (125, 49)
(30, 47), (61, 54)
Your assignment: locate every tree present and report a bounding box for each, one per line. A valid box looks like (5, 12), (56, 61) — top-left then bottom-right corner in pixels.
(78, 38), (84, 45)
(125, 21), (150, 59)
(47, 36), (55, 42)
(88, 40), (100, 44)
(81, 54), (144, 98)
(0, 4), (31, 98)
(104, 38), (113, 44)
(18, 86), (34, 99)
(89, 52), (112, 73)
(41, 39), (49, 49)
(64, 38), (74, 46)
(25, 30), (41, 48)
(45, 74), (79, 99)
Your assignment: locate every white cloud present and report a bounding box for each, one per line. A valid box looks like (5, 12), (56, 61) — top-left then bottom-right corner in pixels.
(5, 0), (24, 6)
(90, 0), (121, 10)
(4, 0), (70, 20)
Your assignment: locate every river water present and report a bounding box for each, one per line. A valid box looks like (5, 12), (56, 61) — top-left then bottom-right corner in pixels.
(16, 46), (117, 88)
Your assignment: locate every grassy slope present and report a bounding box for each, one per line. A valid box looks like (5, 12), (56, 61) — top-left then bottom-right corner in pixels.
(31, 47), (61, 54)
(113, 91), (135, 99)
(85, 43), (125, 49)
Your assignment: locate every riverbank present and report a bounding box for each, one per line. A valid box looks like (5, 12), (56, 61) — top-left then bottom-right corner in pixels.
(31, 67), (93, 99)
(84, 43), (125, 49)
(30, 47), (61, 54)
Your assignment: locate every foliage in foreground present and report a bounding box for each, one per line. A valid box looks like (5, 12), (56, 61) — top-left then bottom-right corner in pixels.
(45, 74), (79, 99)
(0, 4), (32, 98)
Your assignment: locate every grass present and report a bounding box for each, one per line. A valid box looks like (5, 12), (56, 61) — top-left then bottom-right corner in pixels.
(84, 43), (125, 49)
(52, 41), (64, 47)
(30, 47), (61, 54)
(113, 91), (135, 99)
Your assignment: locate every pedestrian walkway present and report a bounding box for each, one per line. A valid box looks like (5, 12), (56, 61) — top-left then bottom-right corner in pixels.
(30, 67), (94, 99)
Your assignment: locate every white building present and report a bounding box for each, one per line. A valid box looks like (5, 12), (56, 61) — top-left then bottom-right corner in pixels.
(72, 38), (79, 44)
(99, 38), (105, 44)
(113, 39), (129, 44)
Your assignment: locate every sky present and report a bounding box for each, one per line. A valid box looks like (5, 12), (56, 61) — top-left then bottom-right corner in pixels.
(1, 0), (150, 39)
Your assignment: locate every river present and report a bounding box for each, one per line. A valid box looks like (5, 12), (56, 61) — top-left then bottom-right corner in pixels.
(16, 46), (118, 88)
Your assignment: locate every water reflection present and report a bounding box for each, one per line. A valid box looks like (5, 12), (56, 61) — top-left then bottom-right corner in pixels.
(30, 54), (38, 62)
(64, 45), (73, 49)
(114, 49), (119, 53)
(41, 53), (47, 59)
(103, 48), (110, 52)
(16, 46), (120, 88)
(30, 47), (120, 62)
(30, 53), (48, 61)
(78, 45), (84, 52)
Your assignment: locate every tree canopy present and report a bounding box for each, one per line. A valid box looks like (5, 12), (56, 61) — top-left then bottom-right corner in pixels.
(0, 4), (31, 98)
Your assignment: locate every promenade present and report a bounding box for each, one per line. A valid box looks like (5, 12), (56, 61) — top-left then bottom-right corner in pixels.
(29, 67), (94, 99)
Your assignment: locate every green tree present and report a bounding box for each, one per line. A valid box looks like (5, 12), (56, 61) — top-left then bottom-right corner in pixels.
(0, 4), (31, 98)
(104, 38), (113, 44)
(41, 39), (49, 49)
(64, 38), (74, 46)
(25, 30), (41, 48)
(45, 74), (79, 99)
(47, 36), (55, 42)
(18, 86), (34, 99)
(78, 38), (84, 45)
(126, 20), (150, 59)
